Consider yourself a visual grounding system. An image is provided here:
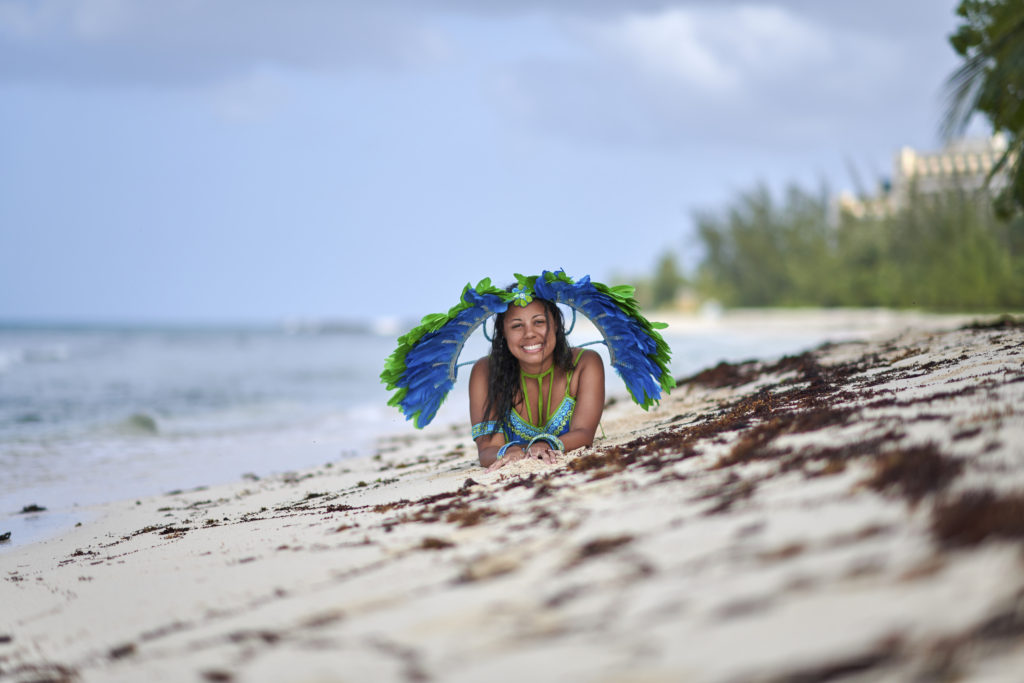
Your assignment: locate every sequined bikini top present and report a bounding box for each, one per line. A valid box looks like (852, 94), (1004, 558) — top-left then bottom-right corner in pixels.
(471, 350), (583, 443)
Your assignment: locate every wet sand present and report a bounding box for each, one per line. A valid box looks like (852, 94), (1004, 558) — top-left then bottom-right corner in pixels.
(2, 316), (1023, 682)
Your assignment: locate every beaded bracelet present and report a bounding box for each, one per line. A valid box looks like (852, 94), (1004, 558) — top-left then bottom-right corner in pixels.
(526, 433), (565, 453)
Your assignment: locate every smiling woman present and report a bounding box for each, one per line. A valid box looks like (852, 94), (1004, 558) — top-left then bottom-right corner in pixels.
(469, 296), (604, 470)
(381, 270), (676, 471)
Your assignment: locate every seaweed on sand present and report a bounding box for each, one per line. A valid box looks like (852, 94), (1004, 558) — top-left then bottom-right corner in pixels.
(862, 444), (964, 504)
(930, 489), (1024, 548)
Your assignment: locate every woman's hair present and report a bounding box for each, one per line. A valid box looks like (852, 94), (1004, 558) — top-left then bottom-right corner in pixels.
(484, 297), (573, 430)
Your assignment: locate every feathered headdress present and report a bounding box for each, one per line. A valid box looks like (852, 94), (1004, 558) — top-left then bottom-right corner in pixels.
(381, 270), (675, 428)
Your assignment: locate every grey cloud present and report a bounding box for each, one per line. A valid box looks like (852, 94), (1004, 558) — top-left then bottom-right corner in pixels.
(487, 0), (960, 152)
(415, 0), (957, 37)
(493, 57), (950, 155)
(0, 0), (962, 160)
(0, 0), (447, 85)
(0, 0), (958, 86)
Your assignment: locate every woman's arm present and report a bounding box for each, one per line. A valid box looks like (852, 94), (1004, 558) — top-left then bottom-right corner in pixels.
(469, 358), (522, 468)
(469, 351), (605, 469)
(517, 349), (605, 459)
(470, 357), (563, 469)
(557, 349), (604, 452)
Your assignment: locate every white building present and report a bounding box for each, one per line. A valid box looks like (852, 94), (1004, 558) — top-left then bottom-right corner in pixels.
(838, 134), (1011, 219)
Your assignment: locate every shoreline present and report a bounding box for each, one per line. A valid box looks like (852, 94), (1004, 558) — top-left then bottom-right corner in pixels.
(0, 415), (394, 555)
(2, 307), (970, 556)
(3, 316), (1024, 681)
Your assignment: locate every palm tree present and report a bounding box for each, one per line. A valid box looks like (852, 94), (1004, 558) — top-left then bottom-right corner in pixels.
(941, 0), (1024, 217)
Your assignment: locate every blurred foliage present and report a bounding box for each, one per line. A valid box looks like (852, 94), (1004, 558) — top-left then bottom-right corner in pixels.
(617, 251), (688, 311)
(693, 181), (1024, 311)
(695, 184), (838, 307)
(650, 252), (687, 309)
(944, 0), (1024, 217)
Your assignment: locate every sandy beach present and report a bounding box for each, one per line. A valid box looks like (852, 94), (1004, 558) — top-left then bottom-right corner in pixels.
(3, 315), (1024, 682)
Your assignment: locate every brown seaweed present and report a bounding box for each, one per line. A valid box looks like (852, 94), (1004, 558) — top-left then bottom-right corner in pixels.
(930, 489), (1024, 548)
(863, 444), (964, 504)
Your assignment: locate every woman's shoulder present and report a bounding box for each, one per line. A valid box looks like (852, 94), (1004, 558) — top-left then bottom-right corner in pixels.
(571, 347), (603, 367)
(468, 356), (491, 403)
(470, 356), (491, 378)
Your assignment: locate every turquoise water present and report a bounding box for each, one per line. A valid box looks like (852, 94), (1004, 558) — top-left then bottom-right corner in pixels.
(0, 318), (840, 551)
(0, 323), (407, 550)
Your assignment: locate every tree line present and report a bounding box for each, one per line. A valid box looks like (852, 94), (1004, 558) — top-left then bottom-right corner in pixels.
(634, 0), (1024, 313)
(687, 181), (1024, 311)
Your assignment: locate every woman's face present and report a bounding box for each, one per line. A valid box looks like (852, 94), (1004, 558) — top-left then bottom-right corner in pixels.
(502, 300), (556, 367)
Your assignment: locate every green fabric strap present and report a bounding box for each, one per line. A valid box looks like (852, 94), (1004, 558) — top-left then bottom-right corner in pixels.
(520, 365), (554, 427)
(519, 350), (585, 427)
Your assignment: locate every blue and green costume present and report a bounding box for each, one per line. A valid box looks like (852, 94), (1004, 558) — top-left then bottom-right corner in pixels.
(470, 349), (585, 454)
(380, 270), (675, 451)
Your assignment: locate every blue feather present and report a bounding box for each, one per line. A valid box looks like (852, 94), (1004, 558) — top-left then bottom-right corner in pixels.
(394, 289), (507, 427)
(387, 270), (672, 428)
(534, 272), (668, 407)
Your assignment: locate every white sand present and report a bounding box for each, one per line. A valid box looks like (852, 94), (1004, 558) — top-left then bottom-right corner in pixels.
(3, 317), (1024, 682)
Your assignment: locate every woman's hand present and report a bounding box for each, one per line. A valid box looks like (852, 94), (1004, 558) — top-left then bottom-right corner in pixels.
(485, 445), (563, 471)
(529, 446), (562, 465)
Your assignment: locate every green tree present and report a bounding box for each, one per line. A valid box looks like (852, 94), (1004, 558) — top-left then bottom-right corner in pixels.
(694, 178), (1024, 311)
(694, 183), (836, 307)
(848, 184), (1017, 309)
(650, 251), (686, 309)
(943, 0), (1024, 217)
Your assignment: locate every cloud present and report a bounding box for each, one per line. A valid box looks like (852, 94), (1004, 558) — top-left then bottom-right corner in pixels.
(208, 67), (289, 122)
(0, 0), (959, 154)
(489, 2), (948, 152)
(582, 5), (831, 93)
(0, 0), (449, 86)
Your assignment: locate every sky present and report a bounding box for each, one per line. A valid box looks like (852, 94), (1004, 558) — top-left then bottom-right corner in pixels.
(0, 0), (973, 324)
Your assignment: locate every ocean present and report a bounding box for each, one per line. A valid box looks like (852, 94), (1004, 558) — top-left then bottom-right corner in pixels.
(0, 316), (851, 551)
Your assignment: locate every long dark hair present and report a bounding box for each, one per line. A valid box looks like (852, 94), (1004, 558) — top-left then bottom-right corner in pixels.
(484, 297), (573, 430)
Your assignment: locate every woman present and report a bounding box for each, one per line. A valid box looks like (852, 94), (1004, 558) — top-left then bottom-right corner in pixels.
(469, 297), (604, 470)
(381, 270), (674, 469)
